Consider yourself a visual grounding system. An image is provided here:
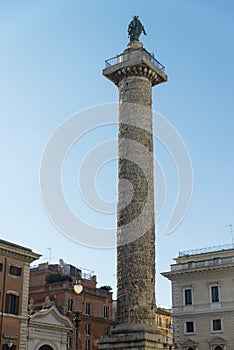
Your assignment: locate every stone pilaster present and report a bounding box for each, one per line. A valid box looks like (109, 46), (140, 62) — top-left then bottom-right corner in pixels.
(20, 261), (30, 350)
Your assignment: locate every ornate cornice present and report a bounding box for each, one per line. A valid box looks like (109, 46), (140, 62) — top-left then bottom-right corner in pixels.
(162, 264), (234, 280)
(0, 242), (41, 263)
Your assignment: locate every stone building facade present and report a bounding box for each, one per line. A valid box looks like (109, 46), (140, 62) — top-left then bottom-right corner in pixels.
(0, 239), (40, 350)
(155, 308), (173, 349)
(27, 305), (72, 350)
(29, 262), (113, 350)
(162, 245), (234, 350)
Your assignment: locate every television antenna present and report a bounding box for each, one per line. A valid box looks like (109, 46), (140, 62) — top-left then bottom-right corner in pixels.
(46, 248), (52, 264)
(226, 224), (233, 247)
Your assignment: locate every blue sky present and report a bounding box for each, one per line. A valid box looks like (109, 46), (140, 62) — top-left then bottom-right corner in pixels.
(1, 1), (234, 307)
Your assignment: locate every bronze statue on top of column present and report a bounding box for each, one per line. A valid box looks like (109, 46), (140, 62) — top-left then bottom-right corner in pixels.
(128, 16), (147, 42)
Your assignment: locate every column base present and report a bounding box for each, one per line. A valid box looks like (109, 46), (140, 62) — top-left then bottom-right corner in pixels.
(99, 325), (166, 350)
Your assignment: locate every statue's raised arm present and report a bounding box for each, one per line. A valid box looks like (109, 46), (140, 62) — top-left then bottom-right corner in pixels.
(128, 16), (147, 42)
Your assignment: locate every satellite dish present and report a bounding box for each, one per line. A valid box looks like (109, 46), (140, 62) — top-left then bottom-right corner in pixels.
(59, 258), (65, 266)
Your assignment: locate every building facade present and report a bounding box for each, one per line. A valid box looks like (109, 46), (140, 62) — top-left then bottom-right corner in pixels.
(155, 308), (173, 349)
(0, 239), (40, 350)
(162, 245), (234, 350)
(29, 262), (113, 350)
(27, 305), (73, 350)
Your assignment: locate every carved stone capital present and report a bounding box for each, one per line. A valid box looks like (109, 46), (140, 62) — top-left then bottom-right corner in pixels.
(113, 64), (160, 86)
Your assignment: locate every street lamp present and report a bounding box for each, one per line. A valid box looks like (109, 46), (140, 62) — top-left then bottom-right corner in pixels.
(73, 279), (83, 350)
(73, 311), (81, 350)
(74, 279), (83, 295)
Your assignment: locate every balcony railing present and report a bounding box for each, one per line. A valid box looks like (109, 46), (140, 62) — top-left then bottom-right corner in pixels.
(105, 47), (165, 73)
(172, 256), (234, 272)
(179, 243), (234, 257)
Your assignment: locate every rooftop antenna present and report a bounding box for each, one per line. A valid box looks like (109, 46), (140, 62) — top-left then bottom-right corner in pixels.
(226, 224), (233, 247)
(46, 248), (51, 264)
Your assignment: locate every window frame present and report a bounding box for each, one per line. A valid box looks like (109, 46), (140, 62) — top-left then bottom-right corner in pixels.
(214, 346), (224, 350)
(9, 265), (22, 277)
(86, 323), (91, 336)
(5, 292), (19, 315)
(67, 297), (73, 312)
(85, 338), (91, 350)
(104, 326), (110, 336)
(211, 318), (223, 332)
(184, 288), (193, 305)
(211, 285), (220, 303)
(86, 302), (91, 316)
(104, 305), (109, 319)
(67, 336), (73, 349)
(184, 320), (195, 334)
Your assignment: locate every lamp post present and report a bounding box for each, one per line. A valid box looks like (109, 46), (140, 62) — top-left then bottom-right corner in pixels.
(73, 279), (83, 350)
(73, 311), (81, 350)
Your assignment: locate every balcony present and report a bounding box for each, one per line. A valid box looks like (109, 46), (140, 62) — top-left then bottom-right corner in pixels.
(105, 47), (165, 73)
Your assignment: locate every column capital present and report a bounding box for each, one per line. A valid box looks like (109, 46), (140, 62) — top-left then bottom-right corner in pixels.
(103, 47), (167, 87)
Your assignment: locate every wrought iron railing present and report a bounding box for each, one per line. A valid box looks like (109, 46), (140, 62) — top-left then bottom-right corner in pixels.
(179, 243), (234, 257)
(105, 47), (165, 73)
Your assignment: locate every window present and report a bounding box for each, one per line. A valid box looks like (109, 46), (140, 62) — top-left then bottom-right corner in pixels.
(67, 336), (73, 348)
(9, 265), (21, 276)
(212, 319), (222, 331)
(165, 318), (169, 328)
(5, 293), (19, 315)
(67, 298), (73, 312)
(213, 258), (220, 265)
(104, 326), (110, 336)
(158, 317), (162, 327)
(3, 345), (16, 350)
(211, 286), (219, 302)
(214, 346), (223, 350)
(0, 262), (2, 272)
(86, 302), (91, 315)
(185, 321), (194, 333)
(187, 348), (195, 350)
(185, 289), (192, 305)
(85, 339), (91, 350)
(104, 305), (109, 319)
(86, 323), (91, 336)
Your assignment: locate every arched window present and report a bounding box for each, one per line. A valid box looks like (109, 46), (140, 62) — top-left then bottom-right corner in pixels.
(214, 346), (223, 350)
(38, 346), (54, 350)
(187, 347), (195, 350)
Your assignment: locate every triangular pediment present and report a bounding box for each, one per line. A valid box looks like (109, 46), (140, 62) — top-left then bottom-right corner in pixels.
(30, 305), (72, 328)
